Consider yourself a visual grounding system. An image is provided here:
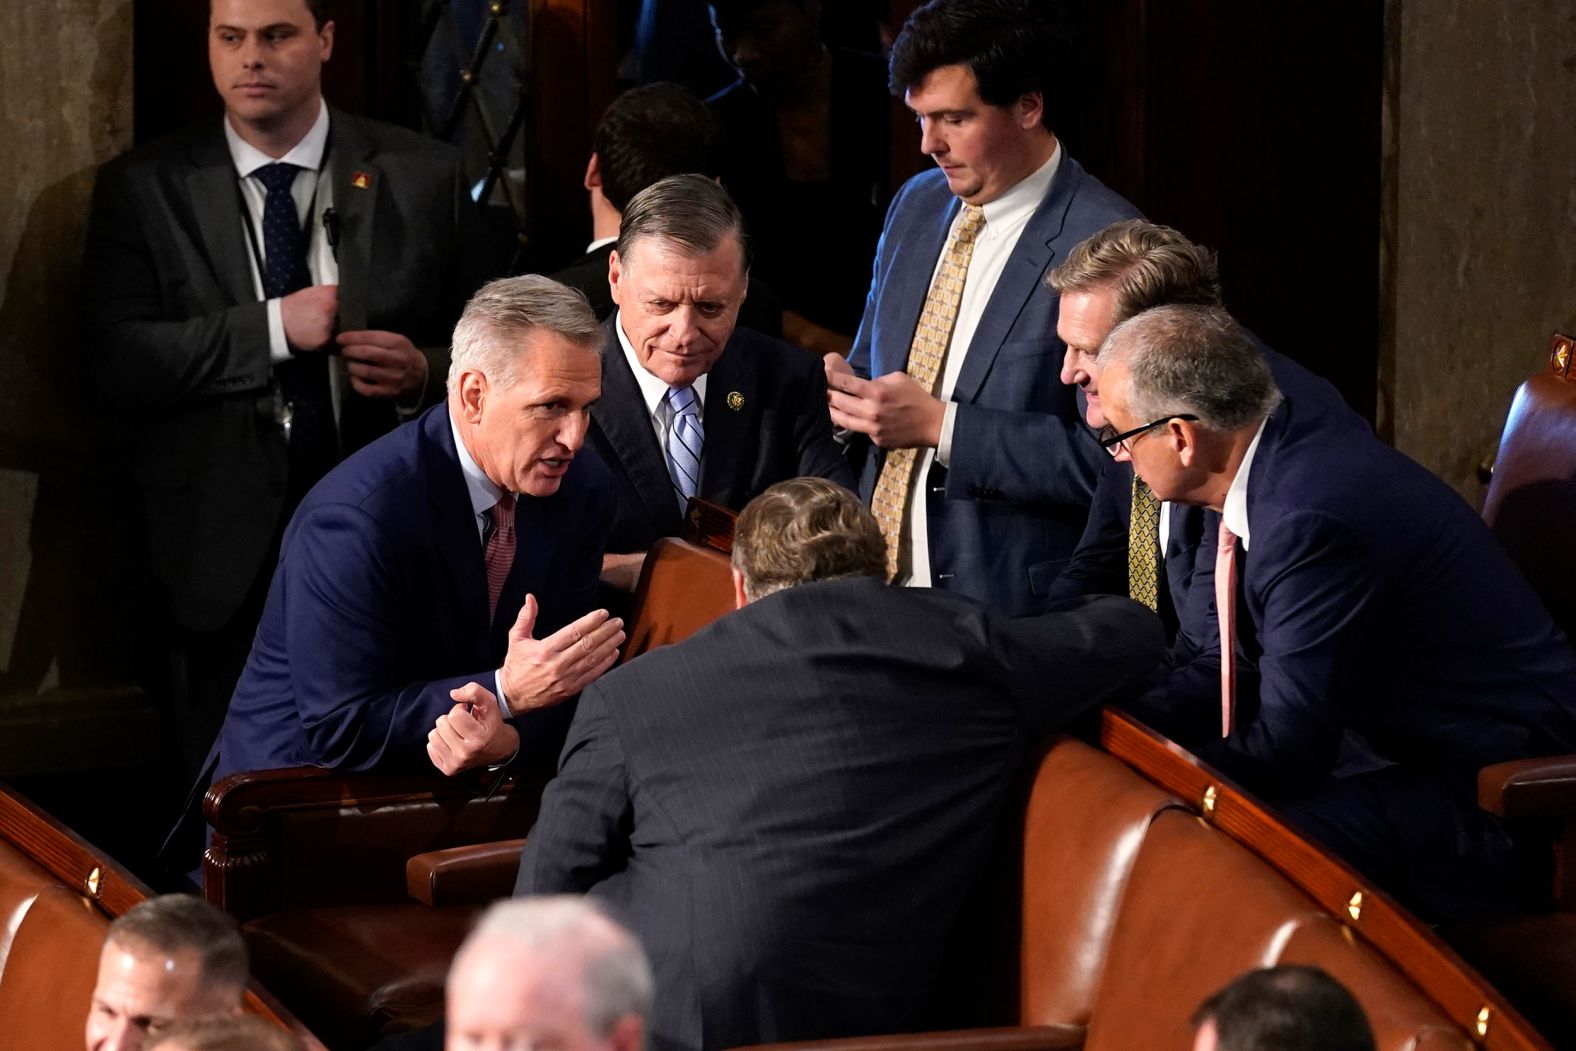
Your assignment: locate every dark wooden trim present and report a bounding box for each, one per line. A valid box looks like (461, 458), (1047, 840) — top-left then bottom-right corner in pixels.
(0, 781), (150, 917)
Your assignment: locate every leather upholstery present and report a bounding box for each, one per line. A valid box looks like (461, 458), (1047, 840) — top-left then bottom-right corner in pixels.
(406, 838), (524, 907)
(1083, 810), (1325, 1049)
(1018, 738), (1183, 1026)
(0, 844), (53, 977)
(1481, 339), (1576, 643)
(1278, 917), (1470, 1051)
(0, 884), (105, 1051)
(622, 537), (736, 660)
(244, 904), (481, 1049)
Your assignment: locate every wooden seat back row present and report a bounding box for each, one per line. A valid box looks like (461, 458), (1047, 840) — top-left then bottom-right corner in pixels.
(0, 782), (322, 1050)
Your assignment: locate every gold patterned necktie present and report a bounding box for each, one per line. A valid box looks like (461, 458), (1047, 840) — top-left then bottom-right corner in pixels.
(870, 204), (987, 581)
(1127, 475), (1161, 611)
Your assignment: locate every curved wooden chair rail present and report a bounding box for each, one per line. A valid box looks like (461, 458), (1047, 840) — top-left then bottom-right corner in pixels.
(1097, 709), (1548, 1051)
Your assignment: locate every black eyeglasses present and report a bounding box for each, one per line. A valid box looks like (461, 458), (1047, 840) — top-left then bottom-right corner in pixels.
(1097, 414), (1199, 453)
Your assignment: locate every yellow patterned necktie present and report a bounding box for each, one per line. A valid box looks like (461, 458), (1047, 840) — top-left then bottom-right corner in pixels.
(870, 204), (987, 581)
(1127, 475), (1161, 611)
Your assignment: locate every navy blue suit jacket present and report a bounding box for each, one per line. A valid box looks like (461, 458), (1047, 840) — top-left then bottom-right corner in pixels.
(1153, 398), (1576, 798)
(590, 323), (854, 553)
(847, 157), (1141, 615)
(1048, 346), (1363, 645)
(516, 579), (1162, 1051)
(210, 405), (614, 782)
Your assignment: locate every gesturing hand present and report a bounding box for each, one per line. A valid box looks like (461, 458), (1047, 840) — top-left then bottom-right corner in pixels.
(427, 681), (519, 776)
(497, 595), (625, 711)
(825, 369), (946, 449)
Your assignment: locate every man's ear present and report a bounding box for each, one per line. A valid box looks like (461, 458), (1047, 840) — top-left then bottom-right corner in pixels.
(319, 19), (335, 62)
(608, 249), (624, 307)
(585, 152), (602, 191)
(1172, 418), (1199, 467)
(458, 370), (488, 422)
(1017, 90), (1044, 130)
(610, 1015), (646, 1051)
(731, 567), (750, 610)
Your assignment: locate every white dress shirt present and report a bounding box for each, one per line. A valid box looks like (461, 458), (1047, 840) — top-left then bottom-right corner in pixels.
(1221, 419), (1269, 551)
(906, 144), (1063, 587)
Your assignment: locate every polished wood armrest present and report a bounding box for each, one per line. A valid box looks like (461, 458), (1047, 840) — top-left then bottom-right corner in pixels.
(406, 838), (525, 907)
(203, 761), (553, 923)
(736, 1025), (1086, 1051)
(1478, 755), (1576, 818)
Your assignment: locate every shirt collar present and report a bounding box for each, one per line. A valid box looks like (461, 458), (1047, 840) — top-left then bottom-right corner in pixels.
(448, 410), (507, 518)
(976, 140), (1062, 230)
(613, 310), (709, 417)
(1221, 418), (1269, 550)
(586, 235), (617, 254)
(224, 99), (330, 177)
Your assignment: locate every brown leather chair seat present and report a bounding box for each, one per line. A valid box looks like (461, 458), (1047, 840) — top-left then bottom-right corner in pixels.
(244, 903), (481, 1049)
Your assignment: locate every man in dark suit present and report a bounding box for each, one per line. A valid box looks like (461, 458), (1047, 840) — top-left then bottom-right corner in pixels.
(825, 0), (1141, 616)
(208, 276), (624, 785)
(516, 477), (1163, 1051)
(1045, 220), (1364, 645)
(83, 0), (487, 776)
(592, 174), (852, 592)
(551, 81), (781, 339)
(1099, 304), (1576, 921)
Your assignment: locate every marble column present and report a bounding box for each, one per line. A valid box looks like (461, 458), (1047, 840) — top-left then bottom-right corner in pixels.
(1382, 0), (1576, 499)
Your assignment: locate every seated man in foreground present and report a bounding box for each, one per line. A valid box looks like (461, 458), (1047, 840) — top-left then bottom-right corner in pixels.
(87, 895), (248, 1051)
(207, 276), (624, 785)
(1099, 304), (1576, 921)
(515, 477), (1163, 1051)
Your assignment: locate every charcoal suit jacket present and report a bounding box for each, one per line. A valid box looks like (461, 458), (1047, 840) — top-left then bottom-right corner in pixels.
(516, 578), (1162, 1051)
(84, 111), (486, 632)
(589, 321), (854, 553)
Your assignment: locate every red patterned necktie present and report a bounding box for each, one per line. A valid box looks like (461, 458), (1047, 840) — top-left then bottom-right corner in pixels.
(484, 495), (516, 622)
(1215, 523), (1239, 737)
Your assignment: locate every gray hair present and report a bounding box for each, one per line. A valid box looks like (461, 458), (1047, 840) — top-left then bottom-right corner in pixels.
(454, 897), (653, 1041)
(447, 276), (602, 395)
(105, 895), (249, 1004)
(614, 173), (748, 274)
(1100, 305), (1282, 432)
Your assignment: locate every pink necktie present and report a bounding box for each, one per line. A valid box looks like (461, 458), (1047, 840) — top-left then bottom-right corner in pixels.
(1215, 523), (1239, 737)
(484, 495), (515, 622)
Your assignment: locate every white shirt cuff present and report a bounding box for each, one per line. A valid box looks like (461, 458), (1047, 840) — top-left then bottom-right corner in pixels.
(936, 402), (960, 466)
(267, 298), (291, 363)
(493, 669), (515, 719)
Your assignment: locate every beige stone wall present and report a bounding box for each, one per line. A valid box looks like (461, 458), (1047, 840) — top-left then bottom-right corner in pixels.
(0, 1), (146, 770)
(1382, 1), (1576, 500)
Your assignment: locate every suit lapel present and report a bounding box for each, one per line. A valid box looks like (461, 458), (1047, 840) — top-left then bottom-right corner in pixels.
(328, 113), (380, 332)
(186, 132), (257, 307)
(697, 342), (755, 506)
(952, 158), (1081, 405)
(592, 325), (683, 532)
(422, 410), (491, 653)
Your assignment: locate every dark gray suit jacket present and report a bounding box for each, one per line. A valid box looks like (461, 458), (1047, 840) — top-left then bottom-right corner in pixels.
(516, 578), (1162, 1051)
(589, 321), (854, 553)
(83, 111), (487, 631)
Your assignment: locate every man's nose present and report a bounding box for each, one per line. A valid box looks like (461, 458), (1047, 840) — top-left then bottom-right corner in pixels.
(1059, 347), (1082, 387)
(558, 409), (591, 453)
(920, 121), (945, 156)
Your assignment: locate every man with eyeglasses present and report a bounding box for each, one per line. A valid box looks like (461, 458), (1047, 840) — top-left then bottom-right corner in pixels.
(1046, 220), (1360, 650)
(1098, 302), (1576, 923)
